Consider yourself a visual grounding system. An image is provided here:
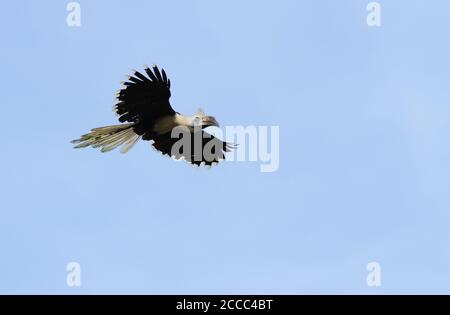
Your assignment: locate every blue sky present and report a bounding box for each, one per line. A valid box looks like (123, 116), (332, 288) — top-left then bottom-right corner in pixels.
(1, 0), (450, 294)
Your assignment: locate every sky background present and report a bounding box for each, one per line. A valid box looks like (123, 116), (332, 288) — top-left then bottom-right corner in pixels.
(1, 0), (450, 294)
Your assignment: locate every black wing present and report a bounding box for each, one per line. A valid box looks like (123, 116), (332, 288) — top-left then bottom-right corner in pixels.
(152, 131), (234, 166)
(114, 65), (175, 139)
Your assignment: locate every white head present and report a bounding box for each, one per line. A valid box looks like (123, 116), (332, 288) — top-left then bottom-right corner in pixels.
(191, 108), (220, 130)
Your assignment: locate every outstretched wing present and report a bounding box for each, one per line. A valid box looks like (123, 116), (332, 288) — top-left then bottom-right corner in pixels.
(114, 65), (175, 138)
(152, 131), (234, 166)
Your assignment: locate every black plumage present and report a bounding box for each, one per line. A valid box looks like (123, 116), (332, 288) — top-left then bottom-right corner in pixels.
(152, 131), (234, 166)
(115, 65), (174, 140)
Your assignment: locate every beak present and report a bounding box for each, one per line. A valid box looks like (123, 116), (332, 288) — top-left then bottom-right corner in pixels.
(203, 116), (220, 128)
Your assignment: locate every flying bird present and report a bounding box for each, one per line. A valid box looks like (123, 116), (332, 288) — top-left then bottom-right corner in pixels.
(72, 65), (234, 166)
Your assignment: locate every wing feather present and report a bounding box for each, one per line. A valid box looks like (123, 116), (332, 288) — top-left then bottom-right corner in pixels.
(114, 65), (175, 137)
(152, 131), (232, 166)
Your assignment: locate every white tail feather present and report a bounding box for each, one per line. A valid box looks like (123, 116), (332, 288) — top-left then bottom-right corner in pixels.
(72, 123), (140, 154)
(121, 134), (141, 153)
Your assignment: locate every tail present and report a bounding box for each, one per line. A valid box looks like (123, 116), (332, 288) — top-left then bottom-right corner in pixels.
(71, 123), (141, 153)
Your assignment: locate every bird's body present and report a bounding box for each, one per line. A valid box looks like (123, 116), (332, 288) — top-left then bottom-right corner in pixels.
(152, 113), (191, 135)
(72, 65), (233, 166)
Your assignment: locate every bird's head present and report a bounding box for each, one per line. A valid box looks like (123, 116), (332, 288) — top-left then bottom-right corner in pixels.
(192, 108), (220, 129)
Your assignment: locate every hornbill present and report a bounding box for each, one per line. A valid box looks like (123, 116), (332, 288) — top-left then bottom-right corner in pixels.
(72, 65), (234, 166)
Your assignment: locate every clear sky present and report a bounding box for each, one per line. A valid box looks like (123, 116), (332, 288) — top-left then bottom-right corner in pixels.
(1, 0), (450, 294)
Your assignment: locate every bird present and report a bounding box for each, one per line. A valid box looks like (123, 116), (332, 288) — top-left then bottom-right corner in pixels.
(71, 65), (234, 166)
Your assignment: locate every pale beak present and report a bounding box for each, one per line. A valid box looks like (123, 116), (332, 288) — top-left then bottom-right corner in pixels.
(203, 116), (220, 128)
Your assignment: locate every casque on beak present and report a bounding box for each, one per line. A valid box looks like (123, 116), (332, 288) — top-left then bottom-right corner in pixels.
(202, 116), (220, 128)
